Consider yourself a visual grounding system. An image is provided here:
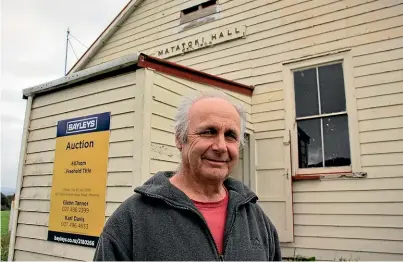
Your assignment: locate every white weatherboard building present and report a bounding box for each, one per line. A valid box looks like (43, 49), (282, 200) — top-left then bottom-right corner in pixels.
(9, 0), (403, 260)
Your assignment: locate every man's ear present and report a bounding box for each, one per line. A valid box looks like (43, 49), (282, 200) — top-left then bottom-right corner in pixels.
(175, 135), (183, 150)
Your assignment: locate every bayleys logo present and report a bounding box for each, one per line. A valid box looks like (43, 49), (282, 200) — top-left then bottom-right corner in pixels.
(66, 117), (97, 134)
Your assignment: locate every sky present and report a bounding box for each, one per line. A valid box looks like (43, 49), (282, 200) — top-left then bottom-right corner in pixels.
(0, 0), (130, 191)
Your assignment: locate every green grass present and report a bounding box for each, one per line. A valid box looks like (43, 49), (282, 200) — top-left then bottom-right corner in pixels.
(1, 211), (11, 261)
(1, 211), (10, 236)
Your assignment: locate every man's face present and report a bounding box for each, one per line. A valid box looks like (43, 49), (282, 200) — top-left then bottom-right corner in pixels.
(177, 97), (241, 182)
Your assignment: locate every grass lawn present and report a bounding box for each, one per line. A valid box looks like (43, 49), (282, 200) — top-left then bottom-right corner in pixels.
(1, 211), (10, 236)
(1, 210), (11, 261)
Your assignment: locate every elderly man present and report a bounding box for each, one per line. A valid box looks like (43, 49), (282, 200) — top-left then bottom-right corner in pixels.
(93, 91), (282, 261)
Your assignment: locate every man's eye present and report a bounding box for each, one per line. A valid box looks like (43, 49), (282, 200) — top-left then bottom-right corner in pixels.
(200, 129), (216, 136)
(226, 133), (238, 141)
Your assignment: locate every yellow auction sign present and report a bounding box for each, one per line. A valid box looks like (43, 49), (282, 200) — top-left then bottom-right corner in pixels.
(47, 112), (110, 248)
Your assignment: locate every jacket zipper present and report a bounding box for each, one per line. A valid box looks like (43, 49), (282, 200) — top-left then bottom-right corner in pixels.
(140, 191), (256, 261)
(221, 195), (256, 259)
(139, 192), (222, 260)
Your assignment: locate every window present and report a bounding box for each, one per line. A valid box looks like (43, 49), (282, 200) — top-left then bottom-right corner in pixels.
(283, 52), (362, 176)
(180, 0), (218, 25)
(293, 63), (351, 169)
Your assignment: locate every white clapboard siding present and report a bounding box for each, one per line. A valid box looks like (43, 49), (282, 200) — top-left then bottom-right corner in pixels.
(354, 47), (403, 67)
(354, 59), (403, 77)
(356, 81), (403, 99)
(361, 140), (403, 155)
(16, 224), (48, 240)
(151, 128), (176, 147)
(30, 85), (135, 120)
(253, 81), (283, 95)
(359, 116), (403, 132)
(151, 72), (252, 117)
(362, 165), (403, 178)
(153, 73), (252, 112)
(171, 0), (396, 65)
(14, 250), (78, 261)
(294, 214), (403, 229)
(281, 247), (403, 261)
(357, 92), (403, 110)
(361, 153), (403, 167)
(32, 72), (136, 108)
(149, 159), (179, 174)
(150, 143), (181, 163)
(293, 190), (403, 203)
(15, 237), (94, 261)
(293, 202), (403, 216)
(294, 225), (403, 241)
(87, 0), (392, 66)
(52, 0), (403, 259)
(15, 72), (138, 261)
(89, 0), (303, 62)
(179, 8), (403, 70)
(255, 130), (284, 140)
(281, 236), (403, 255)
(358, 104), (403, 121)
(293, 177), (403, 192)
(360, 128), (403, 143)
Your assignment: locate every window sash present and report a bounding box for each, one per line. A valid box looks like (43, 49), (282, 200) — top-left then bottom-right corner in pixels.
(295, 111), (347, 121)
(283, 51), (362, 176)
(296, 114), (351, 169)
(294, 64), (349, 169)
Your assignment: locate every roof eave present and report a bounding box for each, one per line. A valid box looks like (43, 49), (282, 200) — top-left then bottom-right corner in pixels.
(138, 54), (254, 96)
(23, 53), (140, 99)
(23, 53), (254, 99)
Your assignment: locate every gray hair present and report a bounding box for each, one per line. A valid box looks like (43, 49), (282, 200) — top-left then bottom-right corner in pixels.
(174, 90), (247, 147)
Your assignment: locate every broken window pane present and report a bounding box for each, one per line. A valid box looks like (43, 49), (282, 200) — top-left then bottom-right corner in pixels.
(323, 115), (351, 167)
(297, 119), (322, 168)
(294, 68), (319, 117)
(319, 63), (346, 114)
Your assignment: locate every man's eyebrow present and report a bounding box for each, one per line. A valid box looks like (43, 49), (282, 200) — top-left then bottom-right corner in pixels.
(196, 125), (216, 131)
(195, 125), (239, 135)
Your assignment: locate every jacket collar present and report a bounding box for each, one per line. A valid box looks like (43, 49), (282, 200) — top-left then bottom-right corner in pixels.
(134, 171), (258, 208)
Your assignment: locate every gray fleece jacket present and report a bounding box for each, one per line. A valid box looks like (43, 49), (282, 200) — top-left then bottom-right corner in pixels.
(93, 171), (282, 261)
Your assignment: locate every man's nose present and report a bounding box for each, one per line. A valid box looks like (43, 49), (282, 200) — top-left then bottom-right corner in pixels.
(211, 133), (227, 153)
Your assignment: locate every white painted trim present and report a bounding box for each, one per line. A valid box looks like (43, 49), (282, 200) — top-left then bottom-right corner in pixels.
(8, 96), (33, 261)
(296, 166), (352, 175)
(69, 0), (144, 73)
(296, 111), (347, 121)
(343, 53), (362, 172)
(282, 50), (362, 175)
(141, 69), (154, 184)
(133, 68), (154, 188)
(248, 132), (257, 194)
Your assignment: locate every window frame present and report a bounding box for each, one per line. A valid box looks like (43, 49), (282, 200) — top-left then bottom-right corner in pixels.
(180, 0), (218, 25)
(282, 51), (362, 176)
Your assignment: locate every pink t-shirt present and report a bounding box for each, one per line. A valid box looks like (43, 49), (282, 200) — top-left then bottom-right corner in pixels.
(192, 191), (229, 254)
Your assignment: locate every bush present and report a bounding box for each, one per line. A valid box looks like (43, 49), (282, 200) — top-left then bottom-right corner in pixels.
(1, 232), (10, 261)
